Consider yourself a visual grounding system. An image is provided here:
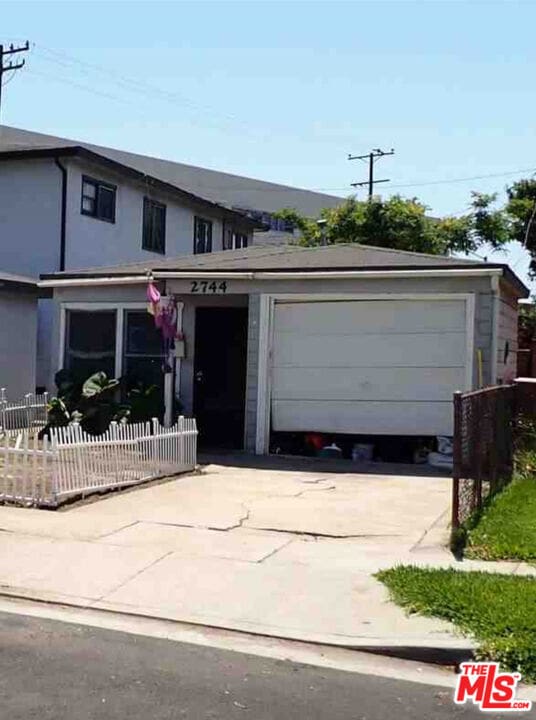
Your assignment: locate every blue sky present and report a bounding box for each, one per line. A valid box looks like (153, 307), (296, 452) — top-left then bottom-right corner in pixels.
(2, 0), (535, 288)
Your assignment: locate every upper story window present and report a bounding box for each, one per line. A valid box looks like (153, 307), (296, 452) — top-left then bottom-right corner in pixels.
(194, 217), (213, 254)
(233, 232), (248, 250)
(142, 198), (166, 254)
(81, 176), (116, 223)
(223, 226), (248, 250)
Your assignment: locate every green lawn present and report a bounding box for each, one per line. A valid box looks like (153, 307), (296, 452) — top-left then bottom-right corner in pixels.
(376, 566), (536, 682)
(466, 470), (536, 562)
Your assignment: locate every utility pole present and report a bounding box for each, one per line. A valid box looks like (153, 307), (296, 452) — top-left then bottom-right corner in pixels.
(0, 41), (29, 124)
(348, 147), (395, 198)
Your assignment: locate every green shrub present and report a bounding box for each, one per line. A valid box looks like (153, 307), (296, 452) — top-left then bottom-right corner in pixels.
(477, 636), (536, 683)
(40, 370), (161, 437)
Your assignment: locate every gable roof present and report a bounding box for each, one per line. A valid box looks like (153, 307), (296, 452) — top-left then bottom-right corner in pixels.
(0, 125), (344, 218)
(39, 243), (529, 296)
(0, 135), (258, 228)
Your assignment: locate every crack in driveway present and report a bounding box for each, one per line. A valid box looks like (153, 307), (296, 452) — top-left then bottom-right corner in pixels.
(88, 549), (175, 606)
(256, 538), (294, 563)
(242, 524), (407, 540)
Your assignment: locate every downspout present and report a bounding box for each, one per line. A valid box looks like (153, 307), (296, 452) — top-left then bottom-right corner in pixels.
(490, 274), (500, 385)
(54, 158), (67, 272)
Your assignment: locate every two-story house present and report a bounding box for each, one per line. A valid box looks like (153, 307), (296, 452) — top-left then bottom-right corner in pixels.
(0, 125), (344, 254)
(0, 125), (343, 392)
(0, 134), (258, 389)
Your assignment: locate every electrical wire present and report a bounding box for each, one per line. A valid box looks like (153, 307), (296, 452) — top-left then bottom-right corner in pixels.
(1, 70), (18, 87)
(31, 44), (264, 136)
(26, 67), (140, 106)
(387, 168), (536, 191)
(16, 45), (536, 197)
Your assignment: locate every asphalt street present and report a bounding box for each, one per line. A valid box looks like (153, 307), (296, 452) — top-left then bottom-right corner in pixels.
(0, 611), (515, 719)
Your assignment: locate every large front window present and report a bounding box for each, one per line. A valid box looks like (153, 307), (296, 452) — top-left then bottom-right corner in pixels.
(63, 308), (166, 410)
(64, 310), (116, 380)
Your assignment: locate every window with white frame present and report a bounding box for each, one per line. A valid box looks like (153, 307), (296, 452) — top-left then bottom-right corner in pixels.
(62, 303), (182, 423)
(194, 216), (213, 254)
(223, 226), (248, 251)
(122, 311), (164, 396)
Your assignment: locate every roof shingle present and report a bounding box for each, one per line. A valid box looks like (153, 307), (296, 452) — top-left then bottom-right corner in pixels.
(0, 125), (344, 217)
(42, 242), (491, 277)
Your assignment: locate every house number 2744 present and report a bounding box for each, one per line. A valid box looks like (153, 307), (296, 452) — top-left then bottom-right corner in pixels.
(190, 280), (227, 294)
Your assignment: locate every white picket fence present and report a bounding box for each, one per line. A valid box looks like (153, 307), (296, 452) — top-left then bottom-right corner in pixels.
(0, 388), (48, 436)
(0, 417), (198, 507)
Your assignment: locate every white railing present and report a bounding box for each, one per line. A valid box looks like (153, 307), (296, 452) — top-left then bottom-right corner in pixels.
(0, 388), (48, 436)
(0, 417), (198, 507)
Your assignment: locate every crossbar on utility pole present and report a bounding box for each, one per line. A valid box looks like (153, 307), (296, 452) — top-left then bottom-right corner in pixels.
(0, 41), (29, 124)
(348, 147), (395, 198)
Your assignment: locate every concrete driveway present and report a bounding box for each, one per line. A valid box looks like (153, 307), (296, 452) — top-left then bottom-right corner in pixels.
(0, 458), (465, 648)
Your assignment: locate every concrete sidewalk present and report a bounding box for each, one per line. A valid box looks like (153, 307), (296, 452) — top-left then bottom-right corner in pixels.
(0, 461), (529, 653)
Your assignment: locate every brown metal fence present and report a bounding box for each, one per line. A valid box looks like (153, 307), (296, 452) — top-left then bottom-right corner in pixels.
(451, 379), (536, 531)
(451, 385), (516, 530)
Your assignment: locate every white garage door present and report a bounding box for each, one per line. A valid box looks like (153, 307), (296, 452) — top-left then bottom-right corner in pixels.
(271, 299), (469, 436)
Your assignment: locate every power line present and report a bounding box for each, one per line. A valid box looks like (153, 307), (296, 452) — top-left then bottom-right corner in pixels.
(26, 67), (144, 107)
(31, 44), (264, 138)
(388, 167), (536, 190)
(11, 44), (536, 200)
(284, 167), (536, 194)
(0, 41), (29, 123)
(348, 148), (395, 198)
(24, 65), (270, 144)
(124, 167), (536, 194)
(1, 70), (18, 88)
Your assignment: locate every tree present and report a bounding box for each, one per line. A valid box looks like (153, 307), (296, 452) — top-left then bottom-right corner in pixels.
(274, 192), (510, 256)
(504, 179), (536, 273)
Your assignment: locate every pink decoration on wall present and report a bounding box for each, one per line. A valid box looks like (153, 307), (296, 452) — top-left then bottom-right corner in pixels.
(146, 283), (161, 304)
(146, 282), (181, 374)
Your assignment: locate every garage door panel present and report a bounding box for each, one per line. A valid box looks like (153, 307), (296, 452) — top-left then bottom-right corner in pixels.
(272, 400), (453, 436)
(270, 298), (469, 437)
(272, 366), (466, 402)
(274, 300), (466, 335)
(273, 332), (466, 368)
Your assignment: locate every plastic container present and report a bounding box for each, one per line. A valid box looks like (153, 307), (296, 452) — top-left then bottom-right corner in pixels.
(352, 443), (374, 462)
(319, 443), (342, 458)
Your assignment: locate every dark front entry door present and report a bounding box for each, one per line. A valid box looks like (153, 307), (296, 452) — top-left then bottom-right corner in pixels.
(193, 307), (248, 448)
